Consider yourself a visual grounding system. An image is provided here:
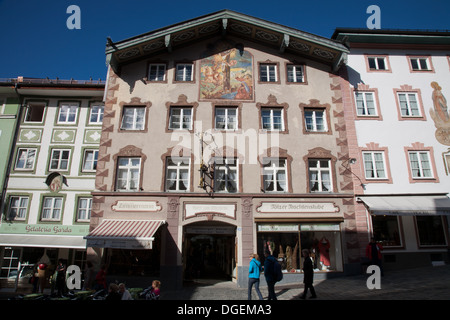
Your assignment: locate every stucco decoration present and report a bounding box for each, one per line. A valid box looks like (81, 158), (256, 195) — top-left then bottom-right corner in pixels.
(430, 81), (450, 146)
(199, 47), (253, 101)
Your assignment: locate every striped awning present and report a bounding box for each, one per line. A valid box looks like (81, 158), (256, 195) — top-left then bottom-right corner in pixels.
(84, 219), (165, 249)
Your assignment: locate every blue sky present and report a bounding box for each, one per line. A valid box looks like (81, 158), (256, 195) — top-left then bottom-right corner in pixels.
(0, 0), (449, 81)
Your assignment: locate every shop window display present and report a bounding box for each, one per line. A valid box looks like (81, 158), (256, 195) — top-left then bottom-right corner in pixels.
(257, 224), (343, 273)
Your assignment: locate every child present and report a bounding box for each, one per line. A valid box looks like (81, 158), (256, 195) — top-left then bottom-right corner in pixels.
(140, 280), (161, 300)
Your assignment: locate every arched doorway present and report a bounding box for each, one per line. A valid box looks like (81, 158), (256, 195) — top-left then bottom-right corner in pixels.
(183, 222), (236, 282)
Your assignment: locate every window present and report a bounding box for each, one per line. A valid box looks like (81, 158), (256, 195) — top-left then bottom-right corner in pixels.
(261, 108), (283, 131)
(169, 107), (192, 130)
(7, 196), (28, 221)
(15, 148), (37, 170)
(165, 157), (190, 191)
(89, 104), (104, 124)
(82, 149), (98, 172)
(408, 151), (432, 179)
(367, 56), (387, 70)
(175, 64), (193, 81)
(355, 92), (377, 116)
(372, 216), (402, 247)
(41, 197), (63, 221)
(305, 109), (327, 132)
(214, 158), (238, 193)
(58, 103), (78, 124)
(148, 64), (166, 81)
(287, 65), (304, 83)
(121, 106), (145, 130)
(409, 57), (430, 71)
(24, 103), (45, 122)
(308, 159), (332, 192)
(260, 64), (277, 82)
(49, 149), (70, 171)
(398, 93), (420, 117)
(416, 216), (447, 246)
(263, 159), (287, 192)
(77, 197), (92, 221)
(0, 247), (21, 278)
(116, 157), (141, 191)
(215, 107), (237, 130)
(363, 151), (387, 179)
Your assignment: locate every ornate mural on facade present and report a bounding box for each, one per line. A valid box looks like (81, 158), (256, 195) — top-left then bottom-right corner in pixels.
(430, 81), (450, 146)
(199, 48), (253, 100)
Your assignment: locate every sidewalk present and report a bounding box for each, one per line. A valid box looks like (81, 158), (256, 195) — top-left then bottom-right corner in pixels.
(1, 264), (449, 300)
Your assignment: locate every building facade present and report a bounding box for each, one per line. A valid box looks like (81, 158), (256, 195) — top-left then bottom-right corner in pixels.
(332, 29), (450, 270)
(0, 78), (104, 288)
(86, 10), (365, 289)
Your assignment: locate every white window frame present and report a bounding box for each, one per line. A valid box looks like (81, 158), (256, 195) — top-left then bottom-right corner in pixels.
(89, 104), (104, 124)
(215, 107), (237, 130)
(261, 108), (283, 131)
(260, 64), (277, 82)
(169, 107), (192, 130)
(120, 106), (146, 130)
(362, 151), (387, 179)
(7, 196), (29, 221)
(57, 103), (79, 124)
(49, 149), (70, 171)
(214, 158), (238, 193)
(368, 56), (387, 70)
(77, 197), (92, 222)
(410, 57), (430, 71)
(82, 149), (98, 172)
(408, 151), (433, 179)
(41, 197), (63, 221)
(148, 63), (166, 81)
(287, 64), (304, 83)
(355, 91), (377, 116)
(165, 157), (190, 192)
(304, 109), (327, 132)
(175, 63), (193, 81)
(116, 157), (141, 191)
(263, 158), (287, 192)
(309, 159), (332, 192)
(15, 148), (37, 170)
(398, 92), (421, 117)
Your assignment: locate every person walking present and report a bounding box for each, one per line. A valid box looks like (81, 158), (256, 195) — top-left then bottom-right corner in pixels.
(366, 237), (384, 276)
(248, 253), (263, 300)
(300, 249), (317, 299)
(55, 259), (67, 297)
(264, 249), (277, 300)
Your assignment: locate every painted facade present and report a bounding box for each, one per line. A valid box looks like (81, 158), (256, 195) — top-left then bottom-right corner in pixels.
(87, 10), (361, 289)
(332, 29), (450, 269)
(0, 78), (104, 289)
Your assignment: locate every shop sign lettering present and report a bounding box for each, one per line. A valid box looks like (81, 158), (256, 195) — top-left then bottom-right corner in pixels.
(256, 202), (339, 213)
(112, 200), (162, 212)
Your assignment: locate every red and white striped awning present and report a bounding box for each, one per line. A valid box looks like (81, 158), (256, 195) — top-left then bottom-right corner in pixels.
(85, 219), (165, 249)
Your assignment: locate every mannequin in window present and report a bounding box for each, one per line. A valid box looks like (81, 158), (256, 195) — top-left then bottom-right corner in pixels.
(318, 237), (331, 270)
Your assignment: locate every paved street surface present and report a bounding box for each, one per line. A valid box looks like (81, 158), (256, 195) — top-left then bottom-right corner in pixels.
(161, 264), (450, 300)
(1, 264), (449, 300)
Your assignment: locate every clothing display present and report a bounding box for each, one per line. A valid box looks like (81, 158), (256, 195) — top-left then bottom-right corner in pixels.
(318, 237), (331, 267)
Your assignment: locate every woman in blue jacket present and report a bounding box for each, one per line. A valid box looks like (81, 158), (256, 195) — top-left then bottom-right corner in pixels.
(248, 253), (264, 300)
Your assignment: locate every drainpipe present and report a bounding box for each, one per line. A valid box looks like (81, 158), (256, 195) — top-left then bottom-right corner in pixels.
(0, 82), (25, 218)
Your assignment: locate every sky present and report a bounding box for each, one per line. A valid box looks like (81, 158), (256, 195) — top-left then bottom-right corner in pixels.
(0, 0), (449, 81)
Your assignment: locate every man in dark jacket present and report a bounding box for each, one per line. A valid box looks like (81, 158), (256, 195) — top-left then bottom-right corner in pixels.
(301, 249), (317, 299)
(264, 249), (277, 300)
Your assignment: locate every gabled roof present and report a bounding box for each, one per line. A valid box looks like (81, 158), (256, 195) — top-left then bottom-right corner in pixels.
(106, 10), (349, 72)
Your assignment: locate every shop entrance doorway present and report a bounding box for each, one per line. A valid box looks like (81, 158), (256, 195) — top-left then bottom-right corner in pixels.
(183, 223), (236, 282)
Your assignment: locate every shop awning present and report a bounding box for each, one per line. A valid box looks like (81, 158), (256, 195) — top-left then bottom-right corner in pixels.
(358, 195), (450, 216)
(84, 219), (165, 249)
(0, 234), (86, 249)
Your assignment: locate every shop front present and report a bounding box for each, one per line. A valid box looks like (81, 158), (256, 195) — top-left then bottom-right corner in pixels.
(358, 194), (450, 269)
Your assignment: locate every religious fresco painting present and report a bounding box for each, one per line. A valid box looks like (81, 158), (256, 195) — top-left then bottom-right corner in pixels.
(199, 48), (253, 101)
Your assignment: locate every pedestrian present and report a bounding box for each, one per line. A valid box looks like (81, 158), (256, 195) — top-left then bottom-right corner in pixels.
(94, 264), (107, 291)
(300, 249), (317, 299)
(82, 261), (95, 290)
(105, 283), (121, 300)
(248, 253), (263, 300)
(263, 249), (277, 300)
(55, 259), (67, 297)
(140, 280), (161, 300)
(119, 283), (133, 300)
(366, 237), (384, 276)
